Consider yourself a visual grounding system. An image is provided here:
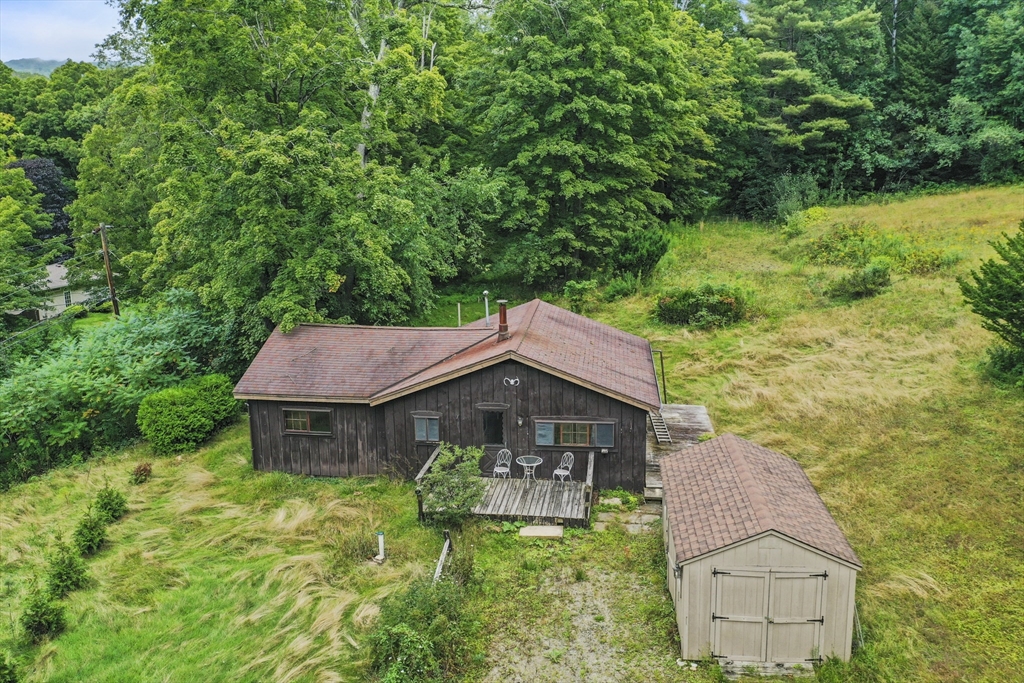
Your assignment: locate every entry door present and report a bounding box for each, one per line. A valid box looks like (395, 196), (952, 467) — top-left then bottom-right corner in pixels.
(711, 570), (770, 662)
(767, 572), (825, 662)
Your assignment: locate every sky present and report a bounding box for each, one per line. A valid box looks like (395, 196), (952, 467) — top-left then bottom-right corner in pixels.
(0, 0), (121, 63)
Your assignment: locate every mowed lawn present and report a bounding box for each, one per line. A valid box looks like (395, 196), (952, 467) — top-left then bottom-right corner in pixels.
(591, 185), (1024, 682)
(0, 185), (1022, 682)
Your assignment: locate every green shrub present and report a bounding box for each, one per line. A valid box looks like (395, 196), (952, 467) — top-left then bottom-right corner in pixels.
(73, 507), (107, 556)
(825, 258), (893, 300)
(806, 222), (960, 274)
(562, 279), (597, 313)
(371, 579), (475, 682)
(603, 274), (639, 302)
(136, 386), (214, 454)
(421, 444), (486, 529)
(654, 284), (747, 329)
(45, 537), (88, 598)
(136, 374), (239, 455)
(130, 462), (152, 485)
(186, 374), (240, 427)
(95, 485), (129, 523)
(20, 585), (66, 642)
(0, 650), (17, 683)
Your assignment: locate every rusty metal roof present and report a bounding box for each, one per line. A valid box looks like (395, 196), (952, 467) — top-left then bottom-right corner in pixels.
(234, 299), (662, 411)
(661, 434), (861, 567)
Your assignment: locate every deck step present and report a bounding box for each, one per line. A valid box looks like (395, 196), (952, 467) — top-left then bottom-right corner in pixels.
(649, 412), (672, 444)
(644, 487), (663, 501)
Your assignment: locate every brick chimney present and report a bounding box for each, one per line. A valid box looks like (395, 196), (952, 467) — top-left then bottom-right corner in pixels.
(497, 300), (510, 340)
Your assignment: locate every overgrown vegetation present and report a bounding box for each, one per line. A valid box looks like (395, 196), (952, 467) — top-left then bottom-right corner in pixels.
(72, 508), (106, 556)
(805, 222), (960, 274)
(0, 295), (227, 489)
(655, 284), (747, 329)
(825, 258), (893, 301)
(420, 444), (486, 529)
(370, 579), (477, 682)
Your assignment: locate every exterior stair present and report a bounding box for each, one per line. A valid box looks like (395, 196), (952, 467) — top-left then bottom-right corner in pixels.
(649, 412), (672, 444)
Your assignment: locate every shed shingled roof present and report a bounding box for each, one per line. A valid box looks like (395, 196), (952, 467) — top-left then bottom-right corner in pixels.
(234, 299), (662, 411)
(661, 434), (861, 567)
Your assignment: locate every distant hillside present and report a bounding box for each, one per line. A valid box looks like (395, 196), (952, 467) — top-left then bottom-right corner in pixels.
(3, 58), (69, 76)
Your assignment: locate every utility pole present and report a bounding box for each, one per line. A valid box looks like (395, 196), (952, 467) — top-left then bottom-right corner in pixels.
(92, 223), (120, 317)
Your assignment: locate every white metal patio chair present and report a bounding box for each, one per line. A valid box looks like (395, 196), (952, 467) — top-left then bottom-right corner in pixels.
(493, 448), (512, 478)
(553, 452), (574, 482)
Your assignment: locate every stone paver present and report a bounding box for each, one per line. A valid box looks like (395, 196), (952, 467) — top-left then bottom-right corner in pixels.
(519, 525), (564, 539)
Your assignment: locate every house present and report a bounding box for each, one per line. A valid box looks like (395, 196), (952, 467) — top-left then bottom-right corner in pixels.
(7, 264), (90, 321)
(35, 264), (89, 320)
(661, 434), (861, 672)
(233, 299), (663, 492)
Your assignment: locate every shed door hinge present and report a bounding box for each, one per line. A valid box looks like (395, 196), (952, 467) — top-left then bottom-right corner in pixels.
(712, 569), (731, 577)
(712, 613), (730, 621)
(805, 656), (824, 663)
(807, 616), (825, 625)
(811, 571), (828, 579)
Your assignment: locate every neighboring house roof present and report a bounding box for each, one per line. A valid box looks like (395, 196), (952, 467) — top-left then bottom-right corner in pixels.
(661, 434), (862, 568)
(234, 299), (662, 411)
(44, 264), (69, 291)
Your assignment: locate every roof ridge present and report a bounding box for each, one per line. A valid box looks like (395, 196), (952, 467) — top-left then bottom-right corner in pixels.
(510, 299), (543, 353)
(721, 434), (777, 532)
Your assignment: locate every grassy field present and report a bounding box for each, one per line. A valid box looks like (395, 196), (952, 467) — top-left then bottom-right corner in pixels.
(1, 185), (1023, 681)
(590, 185), (1024, 682)
(0, 426), (710, 682)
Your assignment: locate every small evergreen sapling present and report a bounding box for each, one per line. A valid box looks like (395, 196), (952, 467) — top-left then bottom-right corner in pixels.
(45, 536), (88, 598)
(94, 485), (128, 523)
(0, 651), (17, 683)
(20, 584), (66, 642)
(73, 507), (107, 556)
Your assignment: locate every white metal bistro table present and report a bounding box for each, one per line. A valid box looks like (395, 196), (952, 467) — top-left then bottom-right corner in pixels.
(515, 455), (543, 484)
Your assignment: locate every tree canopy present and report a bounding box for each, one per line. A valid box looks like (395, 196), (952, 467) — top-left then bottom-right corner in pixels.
(0, 0), (1020, 361)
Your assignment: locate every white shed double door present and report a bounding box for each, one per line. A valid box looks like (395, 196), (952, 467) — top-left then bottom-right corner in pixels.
(711, 568), (826, 663)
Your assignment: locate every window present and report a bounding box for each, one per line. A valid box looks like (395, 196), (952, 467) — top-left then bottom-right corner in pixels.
(63, 290), (72, 307)
(536, 421), (614, 448)
(414, 416), (439, 442)
(482, 410), (504, 445)
(283, 409), (331, 434)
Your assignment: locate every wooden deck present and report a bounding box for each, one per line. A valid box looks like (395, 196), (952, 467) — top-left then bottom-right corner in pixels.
(471, 477), (591, 527)
(415, 447), (594, 528)
(645, 404), (715, 501)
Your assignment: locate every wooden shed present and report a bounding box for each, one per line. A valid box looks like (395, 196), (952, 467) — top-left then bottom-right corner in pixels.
(661, 434), (861, 673)
(233, 299), (663, 492)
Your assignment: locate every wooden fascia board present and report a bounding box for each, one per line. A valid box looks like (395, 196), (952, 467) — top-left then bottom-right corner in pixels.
(675, 529), (862, 571)
(233, 393), (371, 404)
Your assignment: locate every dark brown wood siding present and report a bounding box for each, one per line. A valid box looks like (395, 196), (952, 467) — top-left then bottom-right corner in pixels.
(246, 359), (649, 491)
